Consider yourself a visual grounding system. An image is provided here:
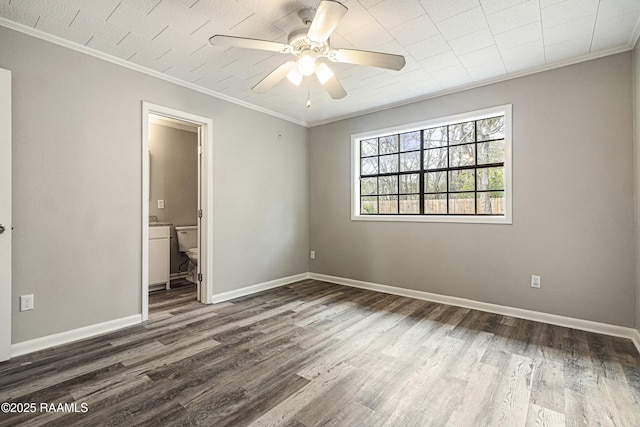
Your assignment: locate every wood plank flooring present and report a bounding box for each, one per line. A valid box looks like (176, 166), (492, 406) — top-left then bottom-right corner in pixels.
(1, 279), (639, 426)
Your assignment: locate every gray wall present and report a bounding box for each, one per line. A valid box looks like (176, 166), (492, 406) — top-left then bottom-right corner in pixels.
(149, 123), (198, 274)
(3, 22), (636, 343)
(2, 26), (309, 343)
(635, 40), (640, 333)
(309, 53), (635, 327)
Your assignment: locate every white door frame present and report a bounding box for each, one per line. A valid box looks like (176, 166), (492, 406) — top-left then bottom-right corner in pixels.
(0, 69), (11, 361)
(141, 102), (213, 321)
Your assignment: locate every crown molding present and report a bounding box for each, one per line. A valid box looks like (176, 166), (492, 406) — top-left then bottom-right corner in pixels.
(631, 12), (640, 51)
(1, 15), (639, 130)
(307, 44), (634, 127)
(0, 18), (308, 127)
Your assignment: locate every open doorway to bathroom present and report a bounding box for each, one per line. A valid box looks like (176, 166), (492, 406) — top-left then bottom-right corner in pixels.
(141, 102), (213, 321)
(149, 116), (198, 291)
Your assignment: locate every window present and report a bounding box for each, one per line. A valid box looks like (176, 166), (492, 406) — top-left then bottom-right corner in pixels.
(352, 105), (512, 224)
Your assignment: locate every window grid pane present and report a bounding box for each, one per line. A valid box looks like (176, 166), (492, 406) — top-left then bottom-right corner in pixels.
(359, 114), (505, 216)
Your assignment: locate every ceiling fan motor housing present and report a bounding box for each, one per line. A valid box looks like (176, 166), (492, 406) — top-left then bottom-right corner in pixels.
(288, 7), (330, 55)
(288, 26), (330, 55)
(288, 26), (311, 50)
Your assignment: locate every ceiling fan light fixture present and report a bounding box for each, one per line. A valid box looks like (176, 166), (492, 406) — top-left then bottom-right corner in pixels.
(315, 62), (334, 84)
(286, 68), (303, 86)
(297, 53), (316, 76)
(213, 0), (406, 101)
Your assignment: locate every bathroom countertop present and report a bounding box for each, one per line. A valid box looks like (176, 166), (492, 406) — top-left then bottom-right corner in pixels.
(149, 222), (173, 227)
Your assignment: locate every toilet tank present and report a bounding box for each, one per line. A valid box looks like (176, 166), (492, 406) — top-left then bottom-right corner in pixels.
(175, 225), (198, 252)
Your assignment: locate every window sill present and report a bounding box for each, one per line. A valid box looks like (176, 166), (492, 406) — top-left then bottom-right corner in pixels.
(351, 214), (512, 224)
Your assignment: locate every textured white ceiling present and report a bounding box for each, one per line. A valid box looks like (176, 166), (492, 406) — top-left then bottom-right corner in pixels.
(1, 0), (639, 126)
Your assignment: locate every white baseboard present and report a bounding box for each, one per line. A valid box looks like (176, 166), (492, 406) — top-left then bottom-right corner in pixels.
(11, 314), (142, 358)
(9, 272), (310, 359)
(632, 329), (640, 354)
(10, 273), (640, 358)
(211, 272), (311, 304)
(309, 273), (640, 346)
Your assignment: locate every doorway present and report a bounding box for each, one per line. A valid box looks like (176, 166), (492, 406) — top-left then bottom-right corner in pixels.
(141, 102), (213, 321)
(0, 68), (11, 361)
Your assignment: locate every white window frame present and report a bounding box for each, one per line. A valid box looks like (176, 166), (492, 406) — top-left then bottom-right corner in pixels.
(351, 104), (512, 224)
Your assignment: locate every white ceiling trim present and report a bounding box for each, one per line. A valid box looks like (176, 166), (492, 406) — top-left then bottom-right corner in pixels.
(1, 13), (638, 130)
(0, 17), (307, 127)
(309, 44), (634, 127)
(632, 11), (640, 48)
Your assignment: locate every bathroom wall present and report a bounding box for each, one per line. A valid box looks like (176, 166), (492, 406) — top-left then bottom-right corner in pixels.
(2, 25), (309, 344)
(309, 52), (635, 327)
(149, 122), (198, 274)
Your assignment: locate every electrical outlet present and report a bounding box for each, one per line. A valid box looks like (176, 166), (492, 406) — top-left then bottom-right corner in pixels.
(157, 200), (165, 209)
(531, 275), (541, 289)
(20, 294), (34, 311)
(310, 250), (316, 259)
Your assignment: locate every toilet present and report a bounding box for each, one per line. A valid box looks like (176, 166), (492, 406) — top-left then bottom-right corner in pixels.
(175, 225), (198, 283)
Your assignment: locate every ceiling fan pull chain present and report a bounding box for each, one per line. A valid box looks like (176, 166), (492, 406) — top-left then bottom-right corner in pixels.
(306, 80), (311, 108)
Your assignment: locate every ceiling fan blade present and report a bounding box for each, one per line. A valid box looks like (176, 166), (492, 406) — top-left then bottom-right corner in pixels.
(328, 48), (406, 71)
(315, 64), (346, 99)
(321, 75), (347, 99)
(252, 62), (297, 93)
(209, 35), (292, 54)
(307, 0), (348, 43)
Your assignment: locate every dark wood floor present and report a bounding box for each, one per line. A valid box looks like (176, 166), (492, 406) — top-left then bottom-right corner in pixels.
(1, 279), (639, 426)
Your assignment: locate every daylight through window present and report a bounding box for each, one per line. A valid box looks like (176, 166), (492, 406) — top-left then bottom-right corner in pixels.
(352, 105), (512, 224)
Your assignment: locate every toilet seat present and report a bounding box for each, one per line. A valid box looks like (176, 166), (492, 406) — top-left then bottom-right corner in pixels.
(186, 248), (199, 261)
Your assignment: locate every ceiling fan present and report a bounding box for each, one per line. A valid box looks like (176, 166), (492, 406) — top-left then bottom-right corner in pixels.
(209, 0), (406, 103)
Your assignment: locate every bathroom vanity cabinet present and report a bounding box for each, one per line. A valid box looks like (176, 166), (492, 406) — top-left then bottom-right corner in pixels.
(149, 225), (170, 290)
